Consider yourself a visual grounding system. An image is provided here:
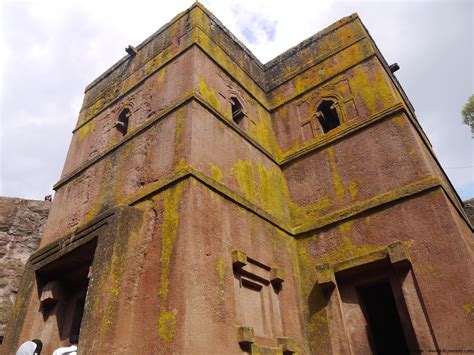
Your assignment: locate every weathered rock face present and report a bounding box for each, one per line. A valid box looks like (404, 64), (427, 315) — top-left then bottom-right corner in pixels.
(2, 3), (473, 354)
(0, 197), (50, 335)
(464, 198), (474, 225)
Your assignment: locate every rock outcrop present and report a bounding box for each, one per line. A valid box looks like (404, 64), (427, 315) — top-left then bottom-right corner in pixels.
(0, 197), (50, 336)
(464, 198), (474, 225)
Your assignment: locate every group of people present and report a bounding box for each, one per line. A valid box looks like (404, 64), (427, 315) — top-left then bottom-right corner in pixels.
(16, 335), (78, 355)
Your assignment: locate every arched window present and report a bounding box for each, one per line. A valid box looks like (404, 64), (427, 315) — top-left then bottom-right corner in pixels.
(231, 97), (245, 125)
(316, 100), (340, 133)
(115, 108), (130, 135)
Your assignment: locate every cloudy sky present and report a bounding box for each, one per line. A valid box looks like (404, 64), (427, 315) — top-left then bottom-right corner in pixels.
(0, 0), (472, 201)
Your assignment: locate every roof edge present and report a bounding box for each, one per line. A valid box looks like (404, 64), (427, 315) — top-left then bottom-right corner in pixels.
(263, 13), (359, 70)
(84, 5), (360, 94)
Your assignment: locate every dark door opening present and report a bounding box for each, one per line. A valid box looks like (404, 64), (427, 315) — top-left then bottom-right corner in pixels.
(357, 280), (410, 355)
(36, 238), (97, 343)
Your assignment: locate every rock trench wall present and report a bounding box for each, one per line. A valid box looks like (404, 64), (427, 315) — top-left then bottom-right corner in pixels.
(0, 197), (50, 335)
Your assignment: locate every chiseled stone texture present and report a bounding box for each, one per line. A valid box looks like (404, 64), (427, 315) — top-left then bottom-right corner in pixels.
(2, 3), (473, 354)
(0, 197), (50, 335)
(464, 198), (474, 225)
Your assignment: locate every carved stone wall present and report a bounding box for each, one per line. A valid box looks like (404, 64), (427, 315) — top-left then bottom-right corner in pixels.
(2, 3), (473, 354)
(0, 197), (50, 336)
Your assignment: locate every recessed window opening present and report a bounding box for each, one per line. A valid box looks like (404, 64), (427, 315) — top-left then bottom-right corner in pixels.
(36, 238), (97, 344)
(357, 280), (410, 355)
(317, 100), (340, 133)
(231, 97), (245, 125)
(115, 108), (131, 135)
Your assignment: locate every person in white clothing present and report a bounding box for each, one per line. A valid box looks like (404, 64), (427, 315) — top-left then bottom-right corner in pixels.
(52, 335), (78, 355)
(16, 339), (42, 355)
(52, 345), (77, 355)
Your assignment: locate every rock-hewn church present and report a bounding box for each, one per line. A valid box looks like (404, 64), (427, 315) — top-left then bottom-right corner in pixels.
(2, 3), (473, 354)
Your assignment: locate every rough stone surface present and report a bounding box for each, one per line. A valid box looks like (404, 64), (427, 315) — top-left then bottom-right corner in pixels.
(2, 3), (473, 354)
(0, 197), (50, 336)
(464, 198), (474, 224)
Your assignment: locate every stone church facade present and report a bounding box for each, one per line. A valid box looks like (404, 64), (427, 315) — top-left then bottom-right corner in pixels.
(2, 3), (473, 354)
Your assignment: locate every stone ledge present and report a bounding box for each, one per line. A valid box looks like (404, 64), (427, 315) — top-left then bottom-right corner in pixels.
(315, 241), (411, 288)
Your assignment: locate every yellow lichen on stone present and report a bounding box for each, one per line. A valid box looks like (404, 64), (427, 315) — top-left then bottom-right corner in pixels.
(290, 195), (332, 227)
(296, 239), (318, 297)
(256, 163), (289, 222)
(417, 263), (435, 274)
(194, 27), (268, 107)
(77, 119), (96, 142)
(98, 250), (125, 344)
(175, 159), (188, 174)
(393, 114), (405, 129)
(175, 111), (185, 143)
(231, 160), (256, 203)
(292, 73), (310, 98)
(88, 97), (106, 121)
(158, 310), (177, 344)
(348, 180), (358, 200)
(338, 220), (353, 236)
(230, 159), (291, 223)
(297, 241), (314, 278)
(210, 164), (224, 182)
(174, 109), (186, 160)
(309, 311), (330, 351)
(157, 66), (168, 81)
(316, 236), (384, 267)
(350, 63), (398, 114)
(199, 77), (221, 111)
(159, 183), (184, 301)
(294, 220), (392, 353)
(328, 146), (345, 201)
(268, 40), (369, 107)
(463, 304), (473, 314)
(296, 220), (385, 273)
(247, 104), (282, 157)
(294, 238), (332, 352)
(190, 5), (207, 30)
(121, 42), (177, 94)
